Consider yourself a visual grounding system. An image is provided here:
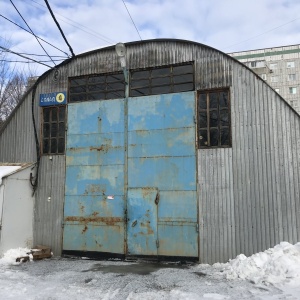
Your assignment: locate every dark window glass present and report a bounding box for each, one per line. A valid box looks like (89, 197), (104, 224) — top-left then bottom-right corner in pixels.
(173, 74), (193, 84)
(152, 67), (170, 77)
(43, 123), (50, 138)
(88, 84), (106, 92)
(221, 128), (230, 145)
(70, 78), (86, 86)
(220, 109), (229, 126)
(58, 138), (65, 153)
(43, 108), (50, 122)
(198, 89), (231, 148)
(88, 76), (105, 84)
(59, 107), (65, 121)
(51, 138), (57, 153)
(199, 94), (207, 109)
(43, 139), (49, 154)
(152, 85), (171, 95)
(199, 112), (207, 128)
(210, 128), (219, 146)
(70, 86), (86, 93)
(69, 72), (124, 102)
(131, 88), (150, 96)
(210, 111), (218, 127)
(173, 64), (193, 75)
(209, 93), (218, 108)
(219, 92), (228, 107)
(88, 92), (106, 100)
(152, 77), (171, 85)
(58, 123), (65, 137)
(42, 106), (66, 155)
(173, 83), (194, 93)
(70, 94), (86, 102)
(131, 70), (150, 79)
(130, 63), (194, 97)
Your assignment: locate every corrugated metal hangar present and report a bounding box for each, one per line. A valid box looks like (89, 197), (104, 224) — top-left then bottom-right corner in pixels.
(0, 39), (299, 264)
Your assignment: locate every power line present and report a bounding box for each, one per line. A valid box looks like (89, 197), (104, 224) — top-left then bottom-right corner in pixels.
(0, 45), (52, 68)
(0, 14), (69, 57)
(122, 0), (142, 41)
(0, 59), (65, 63)
(44, 0), (75, 57)
(9, 0), (57, 65)
(223, 17), (300, 51)
(29, 0), (116, 44)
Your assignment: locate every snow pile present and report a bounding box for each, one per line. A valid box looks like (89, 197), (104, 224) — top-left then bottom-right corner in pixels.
(216, 242), (300, 287)
(0, 248), (32, 265)
(0, 165), (21, 185)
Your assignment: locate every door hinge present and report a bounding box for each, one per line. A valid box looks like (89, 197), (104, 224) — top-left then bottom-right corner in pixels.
(156, 239), (159, 248)
(196, 224), (199, 232)
(155, 192), (160, 205)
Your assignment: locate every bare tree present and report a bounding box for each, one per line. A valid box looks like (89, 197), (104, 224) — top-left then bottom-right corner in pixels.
(0, 42), (36, 126)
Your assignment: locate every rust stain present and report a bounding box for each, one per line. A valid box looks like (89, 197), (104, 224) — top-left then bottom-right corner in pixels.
(65, 216), (123, 226)
(80, 205), (85, 213)
(92, 211), (99, 217)
(90, 145), (122, 154)
(82, 225), (88, 234)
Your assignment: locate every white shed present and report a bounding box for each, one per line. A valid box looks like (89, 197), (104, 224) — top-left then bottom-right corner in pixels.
(0, 164), (34, 256)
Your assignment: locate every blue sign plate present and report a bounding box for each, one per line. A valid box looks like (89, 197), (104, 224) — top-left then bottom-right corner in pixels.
(39, 91), (67, 106)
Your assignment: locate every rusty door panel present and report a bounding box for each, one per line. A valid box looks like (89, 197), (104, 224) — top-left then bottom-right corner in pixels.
(63, 99), (125, 254)
(127, 91), (198, 258)
(157, 224), (198, 257)
(66, 132), (124, 166)
(128, 127), (195, 158)
(127, 188), (158, 256)
(63, 223), (124, 253)
(128, 93), (195, 131)
(128, 157), (196, 191)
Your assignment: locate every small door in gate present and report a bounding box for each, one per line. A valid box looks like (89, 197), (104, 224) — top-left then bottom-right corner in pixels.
(127, 188), (158, 256)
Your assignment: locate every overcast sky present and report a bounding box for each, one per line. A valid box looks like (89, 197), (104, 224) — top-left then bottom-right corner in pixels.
(1, 0), (300, 75)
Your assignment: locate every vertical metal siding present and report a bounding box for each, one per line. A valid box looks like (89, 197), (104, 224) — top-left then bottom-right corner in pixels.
(34, 155), (65, 255)
(1, 40), (300, 262)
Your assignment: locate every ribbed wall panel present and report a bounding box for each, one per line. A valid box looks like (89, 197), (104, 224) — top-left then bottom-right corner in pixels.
(34, 155), (65, 255)
(198, 148), (235, 264)
(1, 40), (299, 262)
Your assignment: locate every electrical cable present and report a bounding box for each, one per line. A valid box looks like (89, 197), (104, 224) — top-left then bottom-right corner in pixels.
(29, 0), (116, 44)
(0, 46), (52, 68)
(122, 0), (142, 40)
(44, 0), (75, 57)
(0, 14), (70, 57)
(223, 17), (300, 51)
(9, 0), (57, 65)
(0, 59), (65, 63)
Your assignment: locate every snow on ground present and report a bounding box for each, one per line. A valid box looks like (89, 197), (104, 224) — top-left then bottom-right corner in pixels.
(0, 243), (300, 299)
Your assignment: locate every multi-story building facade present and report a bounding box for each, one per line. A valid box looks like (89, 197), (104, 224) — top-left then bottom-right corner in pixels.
(229, 44), (300, 114)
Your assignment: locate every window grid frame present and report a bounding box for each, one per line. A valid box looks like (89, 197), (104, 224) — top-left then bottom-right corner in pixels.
(42, 105), (66, 155)
(129, 63), (194, 97)
(197, 89), (231, 149)
(69, 72), (125, 103)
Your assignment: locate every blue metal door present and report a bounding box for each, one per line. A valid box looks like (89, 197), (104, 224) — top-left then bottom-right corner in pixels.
(63, 99), (125, 254)
(63, 91), (198, 258)
(127, 188), (158, 256)
(127, 92), (198, 258)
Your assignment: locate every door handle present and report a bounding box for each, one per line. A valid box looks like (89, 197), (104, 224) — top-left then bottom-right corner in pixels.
(132, 220), (137, 227)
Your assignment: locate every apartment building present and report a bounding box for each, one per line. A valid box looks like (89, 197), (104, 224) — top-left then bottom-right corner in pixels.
(229, 44), (300, 114)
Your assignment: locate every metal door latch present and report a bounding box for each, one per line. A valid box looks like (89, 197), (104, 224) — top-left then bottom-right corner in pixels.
(155, 192), (160, 205)
(132, 220), (137, 227)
